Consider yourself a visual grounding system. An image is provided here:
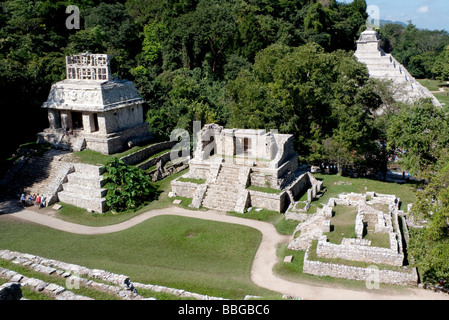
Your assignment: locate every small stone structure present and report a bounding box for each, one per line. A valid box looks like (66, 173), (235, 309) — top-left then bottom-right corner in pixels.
(288, 191), (419, 286)
(354, 29), (441, 107)
(37, 52), (152, 154)
(171, 124), (322, 213)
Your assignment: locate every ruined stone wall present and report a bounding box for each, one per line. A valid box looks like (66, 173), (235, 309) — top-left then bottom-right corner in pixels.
(316, 236), (404, 266)
(170, 180), (199, 198)
(186, 161), (211, 180)
(248, 190), (289, 213)
(249, 171), (279, 189)
(121, 141), (177, 165)
(303, 249), (418, 286)
(287, 173), (309, 200)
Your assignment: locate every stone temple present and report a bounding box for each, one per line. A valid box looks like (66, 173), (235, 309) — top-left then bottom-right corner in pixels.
(354, 29), (441, 107)
(171, 124), (322, 213)
(37, 53), (151, 154)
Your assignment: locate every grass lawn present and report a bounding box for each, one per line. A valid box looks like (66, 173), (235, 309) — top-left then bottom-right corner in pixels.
(0, 168), (421, 299)
(70, 141), (171, 166)
(433, 91), (449, 106)
(0, 214), (278, 299)
(228, 209), (298, 235)
(416, 79), (449, 92)
(416, 78), (449, 106)
(325, 205), (358, 244)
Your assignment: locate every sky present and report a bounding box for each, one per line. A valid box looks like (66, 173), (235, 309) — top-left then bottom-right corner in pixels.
(338, 0), (449, 31)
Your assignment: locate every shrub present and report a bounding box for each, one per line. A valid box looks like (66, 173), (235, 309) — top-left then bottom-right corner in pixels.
(104, 158), (159, 212)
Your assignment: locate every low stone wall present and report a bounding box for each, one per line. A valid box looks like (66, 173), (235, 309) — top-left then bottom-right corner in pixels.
(188, 161), (213, 180)
(121, 141), (177, 165)
(249, 172), (279, 189)
(0, 249), (226, 300)
(286, 173), (308, 200)
(248, 190), (288, 213)
(135, 151), (171, 171)
(303, 249), (418, 286)
(316, 236), (404, 266)
(171, 179), (200, 199)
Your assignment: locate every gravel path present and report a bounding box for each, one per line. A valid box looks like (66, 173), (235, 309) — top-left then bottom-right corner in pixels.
(1, 203), (448, 300)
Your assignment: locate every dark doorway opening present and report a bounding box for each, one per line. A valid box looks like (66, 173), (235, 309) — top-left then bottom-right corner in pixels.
(71, 112), (83, 130)
(93, 113), (99, 132)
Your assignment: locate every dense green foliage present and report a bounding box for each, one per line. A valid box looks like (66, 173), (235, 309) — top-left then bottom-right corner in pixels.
(387, 100), (449, 178)
(226, 42), (383, 170)
(0, 0), (368, 161)
(379, 23), (449, 80)
(409, 162), (449, 285)
(104, 158), (159, 211)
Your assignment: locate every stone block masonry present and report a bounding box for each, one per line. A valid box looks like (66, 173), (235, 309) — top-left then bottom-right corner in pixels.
(316, 235), (404, 266)
(120, 141), (177, 166)
(303, 249), (418, 286)
(57, 163), (107, 213)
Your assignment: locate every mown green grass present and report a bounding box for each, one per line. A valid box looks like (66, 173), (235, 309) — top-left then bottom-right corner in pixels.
(71, 140), (170, 166)
(325, 205), (358, 244)
(0, 215), (279, 299)
(434, 91), (449, 106)
(228, 209), (298, 235)
(416, 79), (449, 92)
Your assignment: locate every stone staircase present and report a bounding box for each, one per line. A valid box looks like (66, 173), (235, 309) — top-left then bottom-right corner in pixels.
(201, 165), (242, 212)
(4, 149), (69, 198)
(57, 163), (107, 213)
(355, 45), (441, 107)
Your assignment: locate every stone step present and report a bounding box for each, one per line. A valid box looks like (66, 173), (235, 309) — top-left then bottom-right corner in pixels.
(202, 199), (238, 209)
(72, 163), (105, 175)
(216, 178), (239, 184)
(201, 198), (236, 212)
(203, 192), (239, 204)
(66, 172), (107, 189)
(57, 191), (106, 213)
(61, 183), (108, 198)
(206, 186), (238, 196)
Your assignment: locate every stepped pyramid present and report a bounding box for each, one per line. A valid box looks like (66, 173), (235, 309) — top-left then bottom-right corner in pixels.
(354, 29), (441, 107)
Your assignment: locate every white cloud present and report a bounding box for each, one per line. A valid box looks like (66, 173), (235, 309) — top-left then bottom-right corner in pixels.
(417, 6), (430, 13)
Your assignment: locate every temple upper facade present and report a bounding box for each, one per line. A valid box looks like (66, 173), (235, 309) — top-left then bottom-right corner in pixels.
(37, 53), (151, 154)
